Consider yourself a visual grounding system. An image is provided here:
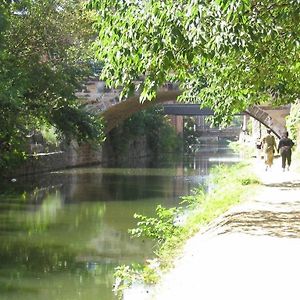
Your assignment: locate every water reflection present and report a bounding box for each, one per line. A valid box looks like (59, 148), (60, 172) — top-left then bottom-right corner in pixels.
(0, 146), (239, 300)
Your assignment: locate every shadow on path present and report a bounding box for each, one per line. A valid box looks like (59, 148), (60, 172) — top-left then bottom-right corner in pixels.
(207, 172), (300, 239)
(264, 181), (300, 188)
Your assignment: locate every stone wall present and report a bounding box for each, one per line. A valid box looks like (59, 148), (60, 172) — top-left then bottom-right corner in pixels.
(10, 136), (150, 177)
(11, 141), (103, 177)
(101, 134), (151, 167)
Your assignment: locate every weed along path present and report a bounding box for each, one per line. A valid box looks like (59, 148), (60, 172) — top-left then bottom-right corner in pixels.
(125, 159), (300, 300)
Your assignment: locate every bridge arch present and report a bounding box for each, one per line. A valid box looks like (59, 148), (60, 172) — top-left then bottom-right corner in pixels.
(89, 89), (288, 138)
(100, 90), (181, 133)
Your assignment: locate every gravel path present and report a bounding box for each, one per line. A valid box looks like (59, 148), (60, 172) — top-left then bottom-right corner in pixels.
(125, 158), (300, 300)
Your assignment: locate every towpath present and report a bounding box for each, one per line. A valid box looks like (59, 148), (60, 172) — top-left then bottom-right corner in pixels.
(125, 158), (300, 300)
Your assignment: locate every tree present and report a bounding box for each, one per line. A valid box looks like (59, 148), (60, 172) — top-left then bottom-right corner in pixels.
(0, 0), (104, 171)
(88, 0), (300, 125)
(106, 106), (182, 165)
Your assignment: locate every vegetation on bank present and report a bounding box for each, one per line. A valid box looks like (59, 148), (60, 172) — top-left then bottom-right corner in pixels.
(113, 162), (260, 299)
(229, 140), (256, 158)
(0, 0), (104, 173)
(106, 106), (182, 164)
(286, 100), (300, 146)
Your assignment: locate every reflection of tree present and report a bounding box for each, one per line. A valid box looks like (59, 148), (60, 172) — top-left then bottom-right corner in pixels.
(0, 190), (106, 273)
(67, 172), (180, 202)
(0, 163), (215, 298)
(0, 183), (150, 299)
(24, 192), (63, 232)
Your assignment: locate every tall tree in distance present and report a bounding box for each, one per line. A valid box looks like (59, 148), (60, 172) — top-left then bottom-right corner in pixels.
(88, 0), (300, 125)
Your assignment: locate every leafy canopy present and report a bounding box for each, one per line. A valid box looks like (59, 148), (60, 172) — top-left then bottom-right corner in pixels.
(0, 0), (104, 171)
(88, 0), (300, 125)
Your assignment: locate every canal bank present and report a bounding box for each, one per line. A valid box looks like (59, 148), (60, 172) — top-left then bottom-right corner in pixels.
(125, 156), (300, 300)
(0, 145), (237, 300)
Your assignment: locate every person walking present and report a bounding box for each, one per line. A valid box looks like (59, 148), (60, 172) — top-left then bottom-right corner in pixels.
(262, 129), (276, 171)
(277, 131), (295, 172)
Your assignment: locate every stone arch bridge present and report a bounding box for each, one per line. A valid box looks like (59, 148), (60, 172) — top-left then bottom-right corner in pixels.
(78, 80), (290, 138)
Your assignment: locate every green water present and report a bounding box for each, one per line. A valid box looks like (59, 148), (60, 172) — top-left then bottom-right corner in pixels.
(0, 148), (238, 300)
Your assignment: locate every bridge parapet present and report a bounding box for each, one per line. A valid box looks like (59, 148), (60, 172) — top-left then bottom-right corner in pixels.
(76, 79), (179, 115)
(76, 80), (122, 114)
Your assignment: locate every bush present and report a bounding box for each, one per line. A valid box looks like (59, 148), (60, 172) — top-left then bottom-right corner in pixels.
(113, 163), (261, 298)
(286, 101), (300, 145)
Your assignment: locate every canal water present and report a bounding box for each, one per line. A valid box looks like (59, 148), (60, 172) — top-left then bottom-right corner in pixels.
(0, 146), (238, 300)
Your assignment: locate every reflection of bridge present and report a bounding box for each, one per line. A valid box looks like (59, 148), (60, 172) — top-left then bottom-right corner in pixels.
(77, 80), (289, 138)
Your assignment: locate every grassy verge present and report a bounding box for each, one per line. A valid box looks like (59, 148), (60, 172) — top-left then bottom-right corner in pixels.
(293, 151), (300, 173)
(113, 162), (261, 299)
(229, 140), (256, 158)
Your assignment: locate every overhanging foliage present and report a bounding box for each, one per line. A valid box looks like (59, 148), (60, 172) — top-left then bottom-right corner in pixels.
(88, 0), (300, 125)
(0, 0), (104, 171)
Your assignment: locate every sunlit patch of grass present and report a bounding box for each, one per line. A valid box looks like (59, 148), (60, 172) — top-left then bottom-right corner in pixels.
(229, 141), (255, 158)
(293, 152), (300, 173)
(113, 162), (261, 297)
(158, 163), (260, 269)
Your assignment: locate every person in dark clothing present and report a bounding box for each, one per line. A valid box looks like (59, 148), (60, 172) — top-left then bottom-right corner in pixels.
(277, 132), (295, 172)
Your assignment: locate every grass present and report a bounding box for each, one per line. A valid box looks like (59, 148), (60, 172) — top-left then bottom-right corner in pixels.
(293, 151), (300, 173)
(157, 162), (260, 270)
(229, 140), (256, 158)
(113, 162), (261, 298)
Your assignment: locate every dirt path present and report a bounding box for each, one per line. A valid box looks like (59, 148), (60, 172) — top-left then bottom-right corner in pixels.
(125, 158), (300, 300)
